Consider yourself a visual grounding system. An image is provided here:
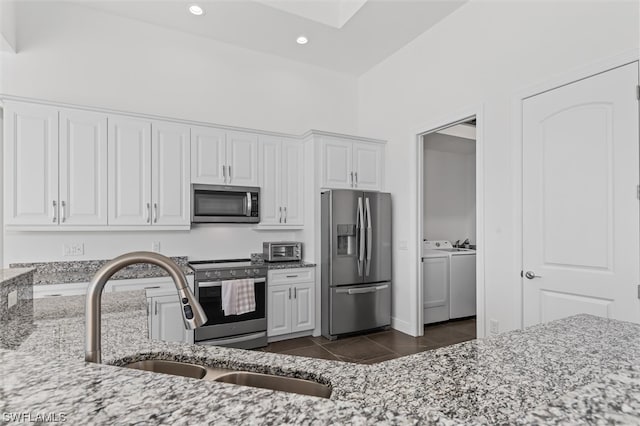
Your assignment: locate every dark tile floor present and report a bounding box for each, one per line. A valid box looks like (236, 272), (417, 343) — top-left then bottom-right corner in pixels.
(256, 317), (476, 364)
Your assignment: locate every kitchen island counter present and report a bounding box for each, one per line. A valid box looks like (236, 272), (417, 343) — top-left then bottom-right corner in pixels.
(1, 291), (640, 424)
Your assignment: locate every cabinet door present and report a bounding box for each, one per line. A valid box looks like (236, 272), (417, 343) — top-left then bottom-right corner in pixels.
(59, 109), (108, 225)
(152, 122), (191, 226)
(191, 126), (226, 184)
(281, 139), (304, 226)
(291, 282), (315, 333)
(227, 131), (258, 186)
(258, 136), (282, 225)
(108, 116), (152, 225)
(267, 284), (291, 337)
(150, 295), (187, 343)
(320, 137), (352, 189)
(353, 142), (384, 190)
(4, 102), (59, 225)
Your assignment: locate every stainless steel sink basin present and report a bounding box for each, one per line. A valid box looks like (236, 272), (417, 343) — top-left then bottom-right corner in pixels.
(124, 360), (208, 379)
(215, 371), (332, 398)
(123, 360), (331, 398)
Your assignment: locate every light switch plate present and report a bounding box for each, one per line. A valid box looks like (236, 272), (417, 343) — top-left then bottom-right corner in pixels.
(7, 290), (17, 308)
(152, 241), (161, 252)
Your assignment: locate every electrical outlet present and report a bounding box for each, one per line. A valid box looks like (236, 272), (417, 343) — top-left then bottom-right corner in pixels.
(7, 290), (17, 308)
(152, 241), (161, 252)
(63, 243), (84, 256)
(489, 319), (499, 335)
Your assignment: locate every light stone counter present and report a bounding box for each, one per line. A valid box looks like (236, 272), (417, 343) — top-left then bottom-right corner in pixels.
(1, 289), (640, 425)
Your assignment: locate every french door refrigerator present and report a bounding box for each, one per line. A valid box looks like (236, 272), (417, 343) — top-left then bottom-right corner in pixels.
(321, 190), (391, 340)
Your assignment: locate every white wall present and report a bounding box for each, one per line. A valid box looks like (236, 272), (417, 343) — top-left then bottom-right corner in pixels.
(0, 1), (357, 265)
(356, 1), (639, 335)
(423, 133), (475, 243)
(0, 0), (16, 52)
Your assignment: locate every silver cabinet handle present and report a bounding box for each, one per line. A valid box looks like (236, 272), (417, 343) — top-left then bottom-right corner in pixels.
(294, 287), (297, 298)
(222, 165), (227, 183)
(284, 207), (287, 223)
(354, 172), (358, 188)
(524, 271), (542, 279)
(350, 171), (354, 187)
(52, 200), (57, 223)
(61, 201), (66, 223)
(279, 207), (282, 223)
(286, 275), (298, 278)
(228, 165), (232, 183)
(288, 287), (291, 299)
(153, 203), (158, 223)
(154, 300), (158, 315)
(146, 203), (151, 223)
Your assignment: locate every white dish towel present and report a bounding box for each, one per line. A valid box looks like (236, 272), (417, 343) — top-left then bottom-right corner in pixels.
(221, 279), (256, 316)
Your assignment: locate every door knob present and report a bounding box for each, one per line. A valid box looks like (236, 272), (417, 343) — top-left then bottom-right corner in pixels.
(524, 271), (542, 279)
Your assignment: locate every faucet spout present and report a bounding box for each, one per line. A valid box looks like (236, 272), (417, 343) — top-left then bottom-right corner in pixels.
(85, 251), (207, 363)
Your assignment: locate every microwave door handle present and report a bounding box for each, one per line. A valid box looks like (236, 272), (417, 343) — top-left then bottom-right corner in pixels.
(246, 192), (252, 217)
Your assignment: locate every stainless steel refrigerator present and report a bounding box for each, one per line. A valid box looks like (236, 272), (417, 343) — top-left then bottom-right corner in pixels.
(321, 190), (391, 340)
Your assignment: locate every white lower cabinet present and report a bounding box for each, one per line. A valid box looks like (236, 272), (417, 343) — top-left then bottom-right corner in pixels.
(267, 268), (315, 338)
(148, 294), (187, 343)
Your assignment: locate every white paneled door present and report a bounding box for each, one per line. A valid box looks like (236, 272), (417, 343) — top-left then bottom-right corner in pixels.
(281, 139), (304, 225)
(152, 122), (191, 226)
(191, 126), (226, 185)
(227, 131), (258, 186)
(522, 62), (640, 326)
(352, 141), (384, 190)
(59, 109), (108, 225)
(258, 136), (282, 225)
(108, 116), (152, 226)
(4, 102), (58, 225)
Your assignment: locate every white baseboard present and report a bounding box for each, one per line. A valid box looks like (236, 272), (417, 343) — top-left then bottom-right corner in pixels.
(391, 316), (416, 336)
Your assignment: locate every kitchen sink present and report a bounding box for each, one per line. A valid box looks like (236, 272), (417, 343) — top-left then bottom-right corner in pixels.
(123, 360), (331, 398)
(214, 371), (332, 398)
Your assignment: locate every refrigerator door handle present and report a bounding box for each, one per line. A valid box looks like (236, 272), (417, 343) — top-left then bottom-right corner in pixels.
(357, 197), (365, 276)
(336, 284), (389, 295)
(365, 197), (372, 276)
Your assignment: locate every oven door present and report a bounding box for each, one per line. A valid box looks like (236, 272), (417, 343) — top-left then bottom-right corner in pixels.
(194, 278), (267, 342)
(192, 184), (259, 223)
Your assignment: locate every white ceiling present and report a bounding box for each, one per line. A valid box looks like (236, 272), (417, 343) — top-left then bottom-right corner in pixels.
(79, 0), (467, 75)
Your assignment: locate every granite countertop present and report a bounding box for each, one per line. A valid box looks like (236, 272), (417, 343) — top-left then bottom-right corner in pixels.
(10, 256), (193, 285)
(0, 267), (35, 287)
(2, 290), (640, 424)
(260, 261), (317, 270)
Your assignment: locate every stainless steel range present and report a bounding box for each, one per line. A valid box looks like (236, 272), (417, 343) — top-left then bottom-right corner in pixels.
(188, 259), (267, 349)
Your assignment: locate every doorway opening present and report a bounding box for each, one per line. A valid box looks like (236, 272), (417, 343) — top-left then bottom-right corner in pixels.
(416, 113), (484, 342)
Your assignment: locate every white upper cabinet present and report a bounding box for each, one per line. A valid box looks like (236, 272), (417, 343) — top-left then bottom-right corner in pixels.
(4, 102), (59, 226)
(191, 128), (258, 186)
(352, 141), (384, 191)
(258, 136), (304, 227)
(59, 109), (108, 225)
(4, 103), (109, 227)
(320, 138), (352, 189)
(108, 116), (152, 226)
(258, 136), (282, 225)
(191, 126), (226, 185)
(280, 139), (304, 225)
(319, 135), (385, 191)
(108, 116), (190, 227)
(152, 122), (191, 226)
(227, 131), (258, 186)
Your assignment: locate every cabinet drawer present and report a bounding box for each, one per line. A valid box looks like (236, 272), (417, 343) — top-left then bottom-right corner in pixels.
(268, 268), (315, 285)
(33, 282), (88, 299)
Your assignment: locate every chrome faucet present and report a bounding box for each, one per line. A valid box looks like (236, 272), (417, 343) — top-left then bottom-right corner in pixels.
(85, 251), (207, 363)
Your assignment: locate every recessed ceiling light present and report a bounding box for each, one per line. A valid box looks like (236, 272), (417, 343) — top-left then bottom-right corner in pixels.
(189, 4), (204, 16)
(296, 36), (309, 45)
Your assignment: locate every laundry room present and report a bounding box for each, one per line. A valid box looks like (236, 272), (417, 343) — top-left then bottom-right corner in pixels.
(421, 120), (477, 331)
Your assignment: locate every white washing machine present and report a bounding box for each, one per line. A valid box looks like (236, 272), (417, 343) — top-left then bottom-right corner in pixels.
(423, 240), (477, 321)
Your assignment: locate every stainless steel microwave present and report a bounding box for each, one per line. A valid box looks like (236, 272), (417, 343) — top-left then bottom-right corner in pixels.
(191, 184), (260, 223)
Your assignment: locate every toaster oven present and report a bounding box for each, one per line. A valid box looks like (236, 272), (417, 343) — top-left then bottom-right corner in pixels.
(263, 242), (302, 262)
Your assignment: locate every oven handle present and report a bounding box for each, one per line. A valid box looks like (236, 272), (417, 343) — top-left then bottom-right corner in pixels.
(196, 331), (267, 346)
(197, 278), (266, 288)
